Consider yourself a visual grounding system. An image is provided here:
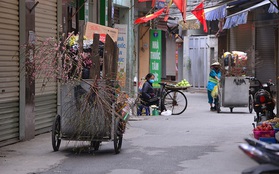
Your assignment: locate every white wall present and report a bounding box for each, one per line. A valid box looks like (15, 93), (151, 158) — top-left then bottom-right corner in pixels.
(166, 37), (176, 76)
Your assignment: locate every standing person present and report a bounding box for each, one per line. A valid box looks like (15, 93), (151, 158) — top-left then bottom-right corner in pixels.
(207, 62), (221, 111)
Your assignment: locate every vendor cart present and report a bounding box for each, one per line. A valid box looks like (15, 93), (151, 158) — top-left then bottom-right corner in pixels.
(215, 51), (251, 113)
(52, 29), (129, 154)
(216, 76), (250, 113)
(51, 80), (127, 154)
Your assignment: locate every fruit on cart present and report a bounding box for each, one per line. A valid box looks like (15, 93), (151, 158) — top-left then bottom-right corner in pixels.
(175, 79), (191, 87)
(254, 122), (273, 131)
(275, 123), (279, 129)
(264, 117), (279, 123)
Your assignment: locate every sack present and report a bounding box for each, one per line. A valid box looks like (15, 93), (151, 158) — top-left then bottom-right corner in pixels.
(211, 85), (218, 98)
(161, 110), (172, 116)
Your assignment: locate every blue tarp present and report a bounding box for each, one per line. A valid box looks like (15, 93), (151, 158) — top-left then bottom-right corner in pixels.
(205, 5), (227, 21)
(223, 0), (271, 29)
(223, 12), (248, 29)
(268, 0), (279, 13)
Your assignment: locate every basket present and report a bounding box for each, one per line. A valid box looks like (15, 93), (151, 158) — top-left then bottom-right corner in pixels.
(253, 130), (275, 140)
(165, 85), (191, 91)
(259, 137), (277, 144)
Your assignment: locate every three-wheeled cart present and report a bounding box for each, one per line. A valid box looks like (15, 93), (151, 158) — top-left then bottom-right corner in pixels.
(216, 51), (251, 113)
(51, 80), (126, 154)
(216, 76), (250, 113)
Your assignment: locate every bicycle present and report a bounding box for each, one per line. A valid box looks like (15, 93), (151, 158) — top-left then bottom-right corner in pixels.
(131, 82), (188, 115)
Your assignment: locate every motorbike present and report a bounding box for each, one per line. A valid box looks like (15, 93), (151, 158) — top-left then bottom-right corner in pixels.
(239, 137), (279, 174)
(246, 77), (275, 124)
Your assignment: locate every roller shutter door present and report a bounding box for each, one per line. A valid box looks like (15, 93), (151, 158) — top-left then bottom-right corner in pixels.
(255, 26), (276, 84)
(35, 0), (58, 135)
(0, 0), (20, 146)
(229, 24), (253, 52)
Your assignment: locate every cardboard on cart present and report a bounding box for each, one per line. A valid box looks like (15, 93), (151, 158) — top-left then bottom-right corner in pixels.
(84, 22), (118, 43)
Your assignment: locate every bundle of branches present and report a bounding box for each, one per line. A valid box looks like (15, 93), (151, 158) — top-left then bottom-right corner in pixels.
(24, 32), (94, 85)
(23, 31), (129, 141)
(61, 78), (126, 140)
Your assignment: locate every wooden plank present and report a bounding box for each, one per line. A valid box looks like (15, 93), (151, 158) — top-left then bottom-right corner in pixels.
(103, 34), (115, 79)
(90, 34), (100, 79)
(112, 43), (119, 80)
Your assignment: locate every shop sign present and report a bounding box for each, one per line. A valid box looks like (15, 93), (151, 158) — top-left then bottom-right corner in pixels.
(114, 24), (127, 87)
(150, 29), (162, 88)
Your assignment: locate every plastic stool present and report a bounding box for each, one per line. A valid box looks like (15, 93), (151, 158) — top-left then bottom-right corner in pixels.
(137, 104), (150, 116)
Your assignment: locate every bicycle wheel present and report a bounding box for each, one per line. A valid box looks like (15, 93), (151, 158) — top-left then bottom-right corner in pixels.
(163, 90), (187, 115)
(131, 96), (140, 116)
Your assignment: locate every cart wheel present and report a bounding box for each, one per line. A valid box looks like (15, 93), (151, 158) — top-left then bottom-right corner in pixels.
(216, 103), (221, 113)
(216, 98), (221, 113)
(52, 115), (61, 151)
(114, 117), (123, 154)
(255, 112), (260, 125)
(248, 94), (253, 113)
(91, 141), (101, 151)
(230, 107), (233, 113)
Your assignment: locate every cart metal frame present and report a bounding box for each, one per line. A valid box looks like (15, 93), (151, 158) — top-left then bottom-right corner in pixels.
(216, 76), (250, 113)
(51, 80), (124, 154)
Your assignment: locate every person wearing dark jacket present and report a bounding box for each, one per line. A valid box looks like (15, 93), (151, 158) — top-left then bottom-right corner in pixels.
(140, 73), (159, 106)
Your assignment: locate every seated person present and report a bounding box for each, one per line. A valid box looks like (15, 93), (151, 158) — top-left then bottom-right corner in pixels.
(140, 73), (159, 107)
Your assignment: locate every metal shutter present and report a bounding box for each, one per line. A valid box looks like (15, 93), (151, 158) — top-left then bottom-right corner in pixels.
(188, 36), (210, 88)
(229, 24), (253, 52)
(255, 26), (276, 84)
(0, 0), (20, 146)
(34, 0), (57, 135)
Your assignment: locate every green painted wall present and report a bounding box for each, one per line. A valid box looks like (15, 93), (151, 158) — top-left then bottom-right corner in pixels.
(100, 0), (106, 25)
(78, 0), (85, 20)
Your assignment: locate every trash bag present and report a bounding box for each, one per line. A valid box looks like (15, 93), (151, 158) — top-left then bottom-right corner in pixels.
(211, 85), (218, 98)
(161, 110), (172, 116)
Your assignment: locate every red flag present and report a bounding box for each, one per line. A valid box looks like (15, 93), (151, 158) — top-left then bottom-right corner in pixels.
(173, 0), (187, 22)
(173, 0), (183, 13)
(151, 0), (156, 7)
(163, 0), (172, 21)
(191, 1), (208, 33)
(134, 8), (165, 24)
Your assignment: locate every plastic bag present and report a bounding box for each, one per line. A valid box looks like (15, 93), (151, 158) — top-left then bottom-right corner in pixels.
(161, 110), (172, 116)
(211, 85), (218, 98)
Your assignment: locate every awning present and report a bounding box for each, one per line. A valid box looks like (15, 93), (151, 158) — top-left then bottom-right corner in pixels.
(223, 0), (270, 29)
(206, 4), (227, 21)
(186, 4), (227, 21)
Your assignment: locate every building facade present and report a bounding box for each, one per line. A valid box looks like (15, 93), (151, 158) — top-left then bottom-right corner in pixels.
(0, 0), (135, 147)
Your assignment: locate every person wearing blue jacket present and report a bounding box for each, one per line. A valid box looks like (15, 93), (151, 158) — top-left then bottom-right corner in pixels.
(207, 62), (221, 111)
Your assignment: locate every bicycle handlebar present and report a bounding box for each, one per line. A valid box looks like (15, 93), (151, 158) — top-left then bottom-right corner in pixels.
(158, 82), (167, 86)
